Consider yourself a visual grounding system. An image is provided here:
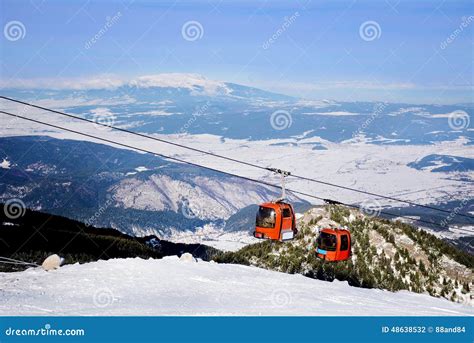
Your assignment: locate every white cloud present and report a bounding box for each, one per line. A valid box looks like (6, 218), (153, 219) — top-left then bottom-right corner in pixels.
(0, 73), (231, 96)
(256, 80), (417, 93)
(0, 75), (125, 90)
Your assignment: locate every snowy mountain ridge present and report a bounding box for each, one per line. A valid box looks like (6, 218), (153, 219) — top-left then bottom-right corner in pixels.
(130, 73), (231, 96)
(0, 136), (309, 237)
(110, 173), (294, 221)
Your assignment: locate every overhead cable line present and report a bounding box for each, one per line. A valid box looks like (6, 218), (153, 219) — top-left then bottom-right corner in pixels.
(0, 256), (40, 266)
(1, 95), (472, 220)
(1, 109), (468, 232)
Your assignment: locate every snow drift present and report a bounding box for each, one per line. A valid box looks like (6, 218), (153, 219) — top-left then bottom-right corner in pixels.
(0, 257), (471, 316)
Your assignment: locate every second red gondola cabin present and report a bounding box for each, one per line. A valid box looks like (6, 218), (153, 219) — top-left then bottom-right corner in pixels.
(316, 228), (351, 261)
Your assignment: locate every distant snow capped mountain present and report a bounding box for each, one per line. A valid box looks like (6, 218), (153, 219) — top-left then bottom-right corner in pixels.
(2, 73), (470, 145)
(1, 73), (293, 102)
(130, 73), (231, 96)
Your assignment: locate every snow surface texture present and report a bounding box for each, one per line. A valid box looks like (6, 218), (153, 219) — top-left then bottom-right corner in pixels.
(162, 225), (258, 252)
(0, 257), (471, 316)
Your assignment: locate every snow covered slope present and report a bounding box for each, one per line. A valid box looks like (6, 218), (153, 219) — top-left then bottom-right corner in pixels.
(0, 257), (471, 316)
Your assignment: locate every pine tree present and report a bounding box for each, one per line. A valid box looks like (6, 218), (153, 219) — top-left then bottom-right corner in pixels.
(394, 251), (400, 261)
(419, 260), (426, 274)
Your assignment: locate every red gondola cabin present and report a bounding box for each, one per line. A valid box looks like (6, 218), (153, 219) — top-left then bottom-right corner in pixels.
(316, 228), (351, 261)
(254, 202), (297, 241)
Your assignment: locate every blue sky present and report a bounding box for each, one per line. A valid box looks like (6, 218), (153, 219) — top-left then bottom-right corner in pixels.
(1, 0), (473, 104)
